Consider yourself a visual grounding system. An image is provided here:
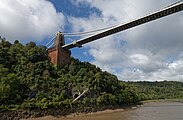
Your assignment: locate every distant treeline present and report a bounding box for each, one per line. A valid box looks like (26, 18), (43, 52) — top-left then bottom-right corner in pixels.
(128, 81), (183, 101)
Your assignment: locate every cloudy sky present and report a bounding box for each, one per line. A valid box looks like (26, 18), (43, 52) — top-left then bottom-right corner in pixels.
(0, 0), (183, 81)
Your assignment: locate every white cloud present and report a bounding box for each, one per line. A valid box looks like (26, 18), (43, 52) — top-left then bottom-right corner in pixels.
(117, 58), (183, 81)
(70, 0), (183, 81)
(130, 54), (149, 65)
(0, 0), (65, 43)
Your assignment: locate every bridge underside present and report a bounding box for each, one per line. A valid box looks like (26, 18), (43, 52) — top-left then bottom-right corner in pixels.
(47, 1), (183, 67)
(62, 2), (183, 50)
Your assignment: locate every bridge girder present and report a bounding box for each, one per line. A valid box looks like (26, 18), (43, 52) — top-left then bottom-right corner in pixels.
(62, 2), (183, 50)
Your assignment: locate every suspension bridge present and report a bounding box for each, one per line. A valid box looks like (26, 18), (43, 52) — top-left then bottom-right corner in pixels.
(46, 1), (183, 67)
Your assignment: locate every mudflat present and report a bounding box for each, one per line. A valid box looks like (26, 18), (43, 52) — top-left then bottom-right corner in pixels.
(22, 108), (126, 120)
(23, 101), (183, 120)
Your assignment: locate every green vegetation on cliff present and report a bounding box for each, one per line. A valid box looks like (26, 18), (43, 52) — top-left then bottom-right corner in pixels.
(0, 39), (139, 111)
(1, 39), (183, 115)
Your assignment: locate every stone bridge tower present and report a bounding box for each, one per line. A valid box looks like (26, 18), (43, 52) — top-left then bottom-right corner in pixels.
(48, 32), (71, 67)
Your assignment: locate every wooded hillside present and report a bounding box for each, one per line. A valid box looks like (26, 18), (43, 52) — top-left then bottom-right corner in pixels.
(0, 39), (139, 111)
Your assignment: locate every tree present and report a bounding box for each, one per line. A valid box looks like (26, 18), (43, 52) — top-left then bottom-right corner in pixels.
(0, 73), (23, 104)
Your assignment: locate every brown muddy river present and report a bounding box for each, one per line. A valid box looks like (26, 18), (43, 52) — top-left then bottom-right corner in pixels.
(29, 102), (183, 120)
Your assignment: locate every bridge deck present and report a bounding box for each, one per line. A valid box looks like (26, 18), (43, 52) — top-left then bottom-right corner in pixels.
(62, 2), (183, 50)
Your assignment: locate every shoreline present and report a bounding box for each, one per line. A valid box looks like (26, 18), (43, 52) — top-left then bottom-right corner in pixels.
(23, 104), (142, 120)
(24, 99), (183, 120)
(24, 108), (132, 120)
(2, 99), (183, 120)
(0, 105), (137, 120)
(142, 99), (183, 104)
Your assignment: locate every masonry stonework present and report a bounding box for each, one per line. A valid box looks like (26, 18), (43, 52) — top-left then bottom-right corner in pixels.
(47, 32), (71, 67)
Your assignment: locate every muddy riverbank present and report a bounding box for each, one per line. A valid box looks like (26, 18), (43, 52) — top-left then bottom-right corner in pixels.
(2, 99), (183, 120)
(25, 101), (183, 120)
(0, 105), (136, 120)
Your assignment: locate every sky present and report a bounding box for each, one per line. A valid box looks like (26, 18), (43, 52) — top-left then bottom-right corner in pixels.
(0, 0), (183, 81)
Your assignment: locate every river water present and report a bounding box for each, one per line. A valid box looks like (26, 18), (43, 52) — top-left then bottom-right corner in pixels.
(63, 102), (183, 120)
(29, 102), (183, 120)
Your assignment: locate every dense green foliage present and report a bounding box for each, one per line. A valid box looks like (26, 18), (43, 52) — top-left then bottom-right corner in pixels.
(0, 39), (139, 111)
(129, 81), (183, 101)
(1, 39), (183, 113)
